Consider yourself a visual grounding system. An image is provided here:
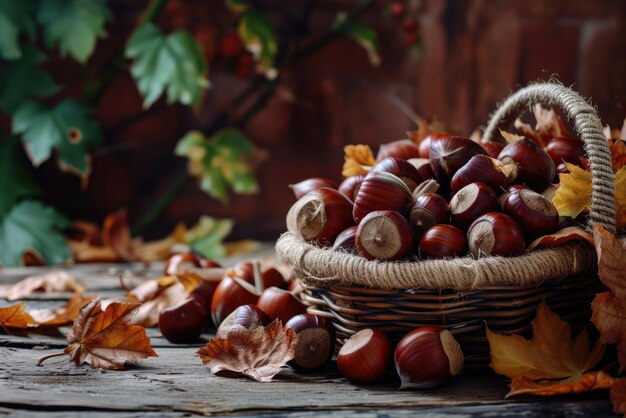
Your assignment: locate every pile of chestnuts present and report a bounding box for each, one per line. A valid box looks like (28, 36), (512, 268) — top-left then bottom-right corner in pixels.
(286, 134), (582, 261)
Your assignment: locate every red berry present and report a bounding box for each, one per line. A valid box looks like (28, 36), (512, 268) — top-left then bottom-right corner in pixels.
(219, 33), (243, 57)
(404, 17), (418, 32)
(391, 2), (406, 20)
(405, 32), (418, 46)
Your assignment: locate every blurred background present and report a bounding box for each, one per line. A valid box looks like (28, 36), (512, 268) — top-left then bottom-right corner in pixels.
(1, 0), (625, 266)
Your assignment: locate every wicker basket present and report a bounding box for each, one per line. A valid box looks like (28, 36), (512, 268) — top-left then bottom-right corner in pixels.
(275, 83), (617, 370)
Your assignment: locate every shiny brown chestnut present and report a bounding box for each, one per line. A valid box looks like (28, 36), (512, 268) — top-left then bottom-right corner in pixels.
(332, 226), (358, 253)
(338, 175), (365, 201)
(498, 137), (555, 192)
(210, 277), (260, 327)
(429, 136), (487, 186)
(503, 189), (559, 240)
(353, 172), (413, 224)
(546, 136), (585, 167)
(355, 210), (414, 261)
(394, 326), (464, 389)
(449, 182), (500, 229)
(216, 304), (271, 339)
(410, 193), (450, 232)
(450, 155), (517, 193)
(164, 252), (221, 276)
(289, 178), (339, 200)
(158, 298), (207, 343)
(377, 139), (421, 160)
(419, 225), (467, 259)
(407, 158), (436, 181)
(287, 187), (355, 246)
(337, 328), (393, 384)
(481, 142), (505, 159)
(467, 212), (526, 257)
(285, 314), (336, 371)
(256, 287), (308, 324)
(418, 132), (452, 158)
(370, 157), (422, 191)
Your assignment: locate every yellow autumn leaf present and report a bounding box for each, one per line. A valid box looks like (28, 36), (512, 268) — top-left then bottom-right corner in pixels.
(551, 163), (593, 218)
(342, 144), (376, 177)
(499, 129), (523, 144)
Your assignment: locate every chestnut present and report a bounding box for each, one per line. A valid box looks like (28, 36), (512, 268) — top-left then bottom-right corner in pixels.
(407, 158), (436, 181)
(450, 155), (517, 193)
(261, 267), (288, 290)
(498, 137), (555, 192)
(337, 328), (393, 384)
(216, 304), (271, 339)
(412, 179), (440, 198)
(503, 189), (559, 240)
(545, 136), (585, 167)
(377, 139), (421, 160)
(164, 252), (221, 276)
(370, 157), (422, 192)
(418, 132), (451, 158)
(289, 177), (338, 200)
(256, 287), (308, 324)
(467, 212), (525, 257)
(210, 277), (260, 327)
(338, 175), (365, 201)
(449, 182), (500, 229)
(355, 210), (414, 261)
(353, 171), (413, 224)
(394, 326), (464, 389)
(332, 225), (358, 253)
(419, 225), (467, 259)
(429, 136), (487, 186)
(287, 187), (355, 246)
(410, 193), (450, 232)
(226, 261), (255, 283)
(481, 141), (505, 159)
(285, 314), (335, 371)
(158, 298), (207, 343)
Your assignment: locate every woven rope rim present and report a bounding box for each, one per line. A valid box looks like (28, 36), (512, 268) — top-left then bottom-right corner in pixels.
(276, 83), (615, 291)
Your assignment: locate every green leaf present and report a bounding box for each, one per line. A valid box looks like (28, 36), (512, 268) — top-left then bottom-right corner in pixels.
(0, 0), (35, 60)
(0, 200), (71, 266)
(175, 129), (261, 202)
(126, 23), (210, 108)
(238, 11), (278, 78)
(37, 0), (111, 63)
(334, 13), (380, 67)
(0, 45), (58, 113)
(0, 135), (40, 217)
(186, 216), (234, 260)
(12, 100), (102, 178)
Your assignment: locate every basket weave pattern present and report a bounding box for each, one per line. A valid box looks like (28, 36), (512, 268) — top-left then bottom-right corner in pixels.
(276, 83), (616, 369)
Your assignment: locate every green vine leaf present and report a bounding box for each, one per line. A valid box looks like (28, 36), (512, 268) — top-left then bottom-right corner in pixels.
(37, 0), (112, 63)
(12, 100), (102, 178)
(0, 200), (71, 267)
(334, 13), (380, 67)
(0, 0), (35, 60)
(0, 135), (40, 217)
(186, 216), (234, 260)
(175, 129), (264, 202)
(238, 11), (278, 78)
(0, 45), (58, 113)
(126, 23), (210, 108)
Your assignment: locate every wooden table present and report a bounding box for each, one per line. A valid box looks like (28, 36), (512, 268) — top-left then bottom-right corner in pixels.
(0, 253), (616, 417)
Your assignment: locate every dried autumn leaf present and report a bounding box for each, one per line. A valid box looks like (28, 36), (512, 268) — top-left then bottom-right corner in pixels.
(592, 225), (626, 372)
(3, 271), (86, 301)
(102, 209), (135, 261)
(551, 163), (593, 218)
(0, 303), (34, 332)
(526, 227), (594, 251)
(609, 139), (626, 172)
(127, 277), (190, 327)
(499, 129), (523, 144)
(611, 378), (626, 416)
(28, 293), (96, 326)
(507, 371), (613, 398)
(197, 320), (298, 382)
(342, 144), (376, 177)
(487, 302), (605, 380)
(514, 104), (570, 147)
(133, 223), (187, 261)
(36, 298), (157, 370)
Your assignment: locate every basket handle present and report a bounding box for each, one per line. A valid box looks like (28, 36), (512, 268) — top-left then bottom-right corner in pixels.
(482, 83), (616, 233)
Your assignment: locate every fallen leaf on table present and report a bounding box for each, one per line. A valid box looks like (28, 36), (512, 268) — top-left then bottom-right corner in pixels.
(514, 104), (570, 147)
(507, 371), (613, 398)
(3, 272), (85, 301)
(36, 298), (157, 370)
(126, 276), (190, 327)
(592, 224), (626, 372)
(342, 144), (375, 177)
(611, 378), (626, 416)
(102, 209), (136, 261)
(197, 320), (298, 382)
(28, 293), (96, 326)
(487, 302), (605, 392)
(526, 227), (594, 251)
(0, 303), (34, 332)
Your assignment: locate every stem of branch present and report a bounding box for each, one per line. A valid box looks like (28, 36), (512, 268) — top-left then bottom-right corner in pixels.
(36, 351), (67, 366)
